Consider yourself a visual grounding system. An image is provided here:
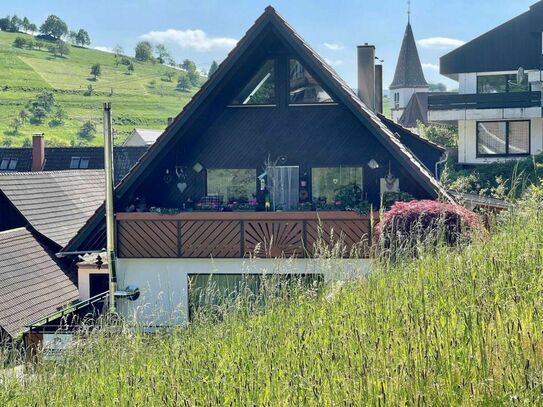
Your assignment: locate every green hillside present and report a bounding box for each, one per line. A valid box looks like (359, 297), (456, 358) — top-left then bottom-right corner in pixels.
(0, 31), (201, 146)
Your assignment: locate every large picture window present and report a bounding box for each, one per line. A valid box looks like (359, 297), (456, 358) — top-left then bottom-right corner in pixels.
(289, 59), (334, 104)
(311, 167), (363, 204)
(207, 169), (255, 203)
(477, 74), (529, 94)
(477, 121), (530, 157)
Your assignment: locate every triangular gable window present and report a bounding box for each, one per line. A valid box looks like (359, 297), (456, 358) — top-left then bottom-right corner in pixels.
(289, 59), (335, 104)
(231, 59), (276, 105)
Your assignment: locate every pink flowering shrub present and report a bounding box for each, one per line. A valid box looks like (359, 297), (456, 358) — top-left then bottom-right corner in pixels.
(375, 200), (482, 256)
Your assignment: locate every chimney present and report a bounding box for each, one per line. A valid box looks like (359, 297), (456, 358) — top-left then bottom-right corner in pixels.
(32, 133), (45, 172)
(374, 64), (383, 114)
(357, 44), (376, 111)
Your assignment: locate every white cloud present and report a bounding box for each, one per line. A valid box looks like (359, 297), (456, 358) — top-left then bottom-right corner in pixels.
(422, 63), (439, 71)
(323, 42), (344, 51)
(324, 57), (343, 66)
(94, 46), (114, 53)
(141, 29), (237, 52)
(417, 37), (465, 49)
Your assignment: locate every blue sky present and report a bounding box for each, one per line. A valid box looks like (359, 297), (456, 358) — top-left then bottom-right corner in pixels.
(5, 0), (537, 89)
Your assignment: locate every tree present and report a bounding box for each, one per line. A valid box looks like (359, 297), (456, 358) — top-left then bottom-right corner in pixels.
(75, 29), (91, 47)
(33, 90), (55, 112)
(187, 69), (200, 87)
(52, 40), (70, 57)
(0, 17), (11, 32)
(39, 15), (68, 39)
(78, 121), (96, 142)
(18, 110), (28, 123)
(68, 30), (77, 44)
(10, 117), (21, 135)
(84, 84), (94, 96)
(127, 62), (134, 74)
(10, 15), (21, 32)
(49, 105), (66, 127)
(208, 60), (219, 77)
(163, 71), (174, 82)
(181, 59), (197, 72)
(177, 73), (191, 91)
(90, 63), (101, 80)
(155, 44), (170, 64)
(13, 37), (26, 48)
(416, 122), (458, 148)
(135, 41), (153, 62)
(30, 106), (47, 124)
(2, 138), (12, 147)
(429, 82), (447, 92)
(21, 17), (30, 32)
(22, 137), (31, 148)
(27, 23), (37, 34)
(113, 44), (124, 66)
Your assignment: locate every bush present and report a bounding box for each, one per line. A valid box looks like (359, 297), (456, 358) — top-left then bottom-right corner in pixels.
(375, 200), (481, 257)
(13, 36), (26, 48)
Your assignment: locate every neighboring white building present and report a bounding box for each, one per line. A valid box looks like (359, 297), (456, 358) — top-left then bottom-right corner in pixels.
(428, 2), (543, 164)
(389, 18), (429, 123)
(123, 128), (163, 147)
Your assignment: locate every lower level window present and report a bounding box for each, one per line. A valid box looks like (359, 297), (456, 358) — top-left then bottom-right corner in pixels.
(477, 121), (529, 156)
(207, 169), (255, 203)
(312, 167), (363, 204)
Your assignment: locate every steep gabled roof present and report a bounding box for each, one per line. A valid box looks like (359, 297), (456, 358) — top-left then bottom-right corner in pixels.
(63, 6), (451, 253)
(132, 129), (163, 144)
(390, 22), (428, 89)
(0, 227), (78, 338)
(0, 170), (105, 249)
(398, 92), (429, 128)
(441, 2), (543, 78)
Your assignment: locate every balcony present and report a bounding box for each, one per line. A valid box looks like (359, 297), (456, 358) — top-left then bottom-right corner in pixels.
(428, 91), (541, 111)
(428, 91), (542, 122)
(116, 211), (375, 259)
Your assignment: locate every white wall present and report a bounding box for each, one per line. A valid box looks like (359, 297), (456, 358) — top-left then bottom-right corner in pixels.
(390, 87), (429, 123)
(458, 118), (543, 164)
(78, 267), (109, 300)
(458, 73), (476, 94)
(114, 258), (372, 326)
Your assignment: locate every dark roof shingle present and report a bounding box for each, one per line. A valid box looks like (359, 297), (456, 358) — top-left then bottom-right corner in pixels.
(0, 228), (78, 338)
(0, 170), (105, 248)
(390, 22), (428, 89)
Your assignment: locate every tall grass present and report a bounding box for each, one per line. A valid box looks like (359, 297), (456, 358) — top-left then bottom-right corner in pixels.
(2, 197), (543, 405)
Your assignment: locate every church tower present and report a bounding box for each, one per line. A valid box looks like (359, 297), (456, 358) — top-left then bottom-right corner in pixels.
(390, 3), (428, 123)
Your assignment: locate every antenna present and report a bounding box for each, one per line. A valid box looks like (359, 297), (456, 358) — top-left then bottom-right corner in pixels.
(408, 0), (411, 23)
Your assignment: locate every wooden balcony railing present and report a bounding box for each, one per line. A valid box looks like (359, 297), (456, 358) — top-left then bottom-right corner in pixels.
(116, 211), (375, 259)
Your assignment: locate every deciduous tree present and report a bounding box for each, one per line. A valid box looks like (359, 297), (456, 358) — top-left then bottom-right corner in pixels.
(39, 15), (68, 39)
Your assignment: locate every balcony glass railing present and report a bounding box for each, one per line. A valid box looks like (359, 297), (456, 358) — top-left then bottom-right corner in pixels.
(428, 91), (541, 110)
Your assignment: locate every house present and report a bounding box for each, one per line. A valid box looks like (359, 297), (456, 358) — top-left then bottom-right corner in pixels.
(123, 128), (164, 147)
(61, 7), (451, 326)
(428, 1), (543, 164)
(389, 17), (429, 124)
(0, 134), (148, 184)
(0, 170), (106, 342)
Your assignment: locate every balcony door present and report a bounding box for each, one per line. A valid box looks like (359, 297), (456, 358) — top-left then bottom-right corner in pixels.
(268, 166), (299, 211)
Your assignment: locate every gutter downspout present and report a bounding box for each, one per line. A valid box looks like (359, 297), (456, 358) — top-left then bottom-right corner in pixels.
(104, 102), (117, 313)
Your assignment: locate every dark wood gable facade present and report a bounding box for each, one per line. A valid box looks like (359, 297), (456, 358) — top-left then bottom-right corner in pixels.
(65, 7), (449, 254)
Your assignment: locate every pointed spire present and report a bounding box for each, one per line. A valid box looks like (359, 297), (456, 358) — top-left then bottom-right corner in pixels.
(389, 16), (428, 90)
(407, 0), (411, 23)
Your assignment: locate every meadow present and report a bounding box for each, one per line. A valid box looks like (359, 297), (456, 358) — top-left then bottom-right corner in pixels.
(0, 31), (199, 146)
(1, 187), (543, 405)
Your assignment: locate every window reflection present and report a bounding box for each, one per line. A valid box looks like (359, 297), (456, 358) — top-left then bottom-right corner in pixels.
(289, 59), (334, 104)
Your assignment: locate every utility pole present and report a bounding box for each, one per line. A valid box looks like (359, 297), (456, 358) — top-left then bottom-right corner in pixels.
(103, 102), (117, 312)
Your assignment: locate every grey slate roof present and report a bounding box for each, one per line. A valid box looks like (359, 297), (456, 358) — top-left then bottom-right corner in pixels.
(399, 92), (429, 128)
(0, 146), (148, 184)
(441, 2), (543, 77)
(390, 22), (428, 89)
(0, 227), (78, 338)
(0, 170), (105, 248)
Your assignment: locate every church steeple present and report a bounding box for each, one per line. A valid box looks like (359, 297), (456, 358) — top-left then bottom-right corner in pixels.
(390, 7), (428, 90)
